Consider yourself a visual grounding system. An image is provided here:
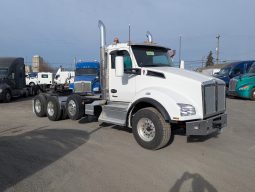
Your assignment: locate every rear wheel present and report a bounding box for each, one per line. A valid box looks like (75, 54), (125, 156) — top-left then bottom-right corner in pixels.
(33, 94), (47, 117)
(66, 94), (84, 120)
(250, 88), (255, 100)
(46, 96), (62, 121)
(132, 107), (171, 150)
(3, 90), (11, 103)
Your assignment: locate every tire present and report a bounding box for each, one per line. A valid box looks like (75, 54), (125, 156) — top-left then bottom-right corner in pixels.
(3, 90), (12, 103)
(29, 82), (35, 87)
(31, 87), (36, 96)
(33, 94), (47, 117)
(61, 106), (69, 120)
(132, 107), (171, 150)
(66, 94), (84, 120)
(250, 88), (255, 100)
(46, 96), (62, 121)
(23, 89), (29, 98)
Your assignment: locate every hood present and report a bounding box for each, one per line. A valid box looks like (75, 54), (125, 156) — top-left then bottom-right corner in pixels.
(145, 67), (224, 84)
(236, 73), (255, 80)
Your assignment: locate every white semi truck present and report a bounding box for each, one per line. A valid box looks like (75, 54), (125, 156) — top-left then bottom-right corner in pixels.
(33, 21), (227, 150)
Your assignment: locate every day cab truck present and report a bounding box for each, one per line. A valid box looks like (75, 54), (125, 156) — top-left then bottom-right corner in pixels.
(228, 62), (255, 100)
(0, 57), (38, 102)
(26, 72), (53, 87)
(69, 61), (100, 93)
(33, 20), (227, 150)
(54, 67), (75, 85)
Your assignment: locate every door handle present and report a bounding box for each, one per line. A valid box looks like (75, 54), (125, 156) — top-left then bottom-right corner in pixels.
(111, 89), (117, 93)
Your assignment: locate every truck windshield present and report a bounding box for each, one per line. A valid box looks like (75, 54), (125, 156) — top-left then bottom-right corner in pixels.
(0, 68), (8, 78)
(76, 68), (97, 76)
(132, 45), (174, 67)
(248, 63), (255, 73)
(218, 67), (231, 76)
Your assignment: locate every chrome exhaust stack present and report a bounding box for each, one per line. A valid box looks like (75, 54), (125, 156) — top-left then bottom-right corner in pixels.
(98, 20), (107, 100)
(146, 31), (153, 43)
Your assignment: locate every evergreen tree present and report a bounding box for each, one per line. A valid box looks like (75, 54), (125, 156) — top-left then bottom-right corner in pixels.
(206, 51), (214, 67)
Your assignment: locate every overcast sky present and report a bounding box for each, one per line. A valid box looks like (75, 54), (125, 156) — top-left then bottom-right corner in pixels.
(0, 0), (255, 68)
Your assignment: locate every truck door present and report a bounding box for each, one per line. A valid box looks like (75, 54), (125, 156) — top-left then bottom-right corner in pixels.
(109, 50), (136, 102)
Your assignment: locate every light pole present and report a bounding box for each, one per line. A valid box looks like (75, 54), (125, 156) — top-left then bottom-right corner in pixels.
(216, 34), (220, 64)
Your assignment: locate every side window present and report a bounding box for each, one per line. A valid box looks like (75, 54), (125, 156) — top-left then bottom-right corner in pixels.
(41, 74), (48, 78)
(233, 64), (244, 75)
(246, 62), (255, 73)
(111, 50), (132, 69)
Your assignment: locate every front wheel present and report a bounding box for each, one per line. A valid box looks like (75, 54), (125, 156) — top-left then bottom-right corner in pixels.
(132, 107), (171, 150)
(3, 90), (11, 103)
(250, 88), (255, 100)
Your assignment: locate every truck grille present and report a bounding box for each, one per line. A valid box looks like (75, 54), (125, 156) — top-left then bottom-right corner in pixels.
(203, 81), (226, 118)
(74, 81), (91, 93)
(229, 79), (237, 91)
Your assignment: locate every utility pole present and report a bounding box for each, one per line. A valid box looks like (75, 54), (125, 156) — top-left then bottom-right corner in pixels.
(179, 35), (182, 67)
(74, 57), (77, 70)
(216, 34), (220, 64)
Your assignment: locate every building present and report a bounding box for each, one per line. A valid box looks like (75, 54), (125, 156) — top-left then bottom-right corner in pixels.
(32, 55), (43, 72)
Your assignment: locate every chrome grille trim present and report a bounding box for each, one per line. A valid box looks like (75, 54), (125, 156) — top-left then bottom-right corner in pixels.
(202, 81), (226, 118)
(74, 81), (92, 93)
(229, 79), (237, 91)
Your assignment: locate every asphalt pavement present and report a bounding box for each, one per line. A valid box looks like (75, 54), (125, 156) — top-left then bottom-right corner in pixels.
(0, 97), (254, 192)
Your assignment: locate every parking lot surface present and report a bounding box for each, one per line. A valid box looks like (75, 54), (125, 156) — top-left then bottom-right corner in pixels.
(0, 97), (254, 192)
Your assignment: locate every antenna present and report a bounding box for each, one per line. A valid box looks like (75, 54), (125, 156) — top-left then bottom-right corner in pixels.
(128, 24), (131, 44)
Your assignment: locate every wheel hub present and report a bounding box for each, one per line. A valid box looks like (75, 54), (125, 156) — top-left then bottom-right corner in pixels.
(68, 100), (77, 116)
(47, 101), (54, 116)
(35, 99), (41, 113)
(6, 92), (11, 101)
(137, 118), (156, 142)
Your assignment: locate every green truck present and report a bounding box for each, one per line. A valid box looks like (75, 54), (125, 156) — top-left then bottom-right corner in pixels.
(228, 63), (255, 100)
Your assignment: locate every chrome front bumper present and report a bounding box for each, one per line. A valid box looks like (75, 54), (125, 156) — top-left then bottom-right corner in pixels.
(186, 113), (227, 136)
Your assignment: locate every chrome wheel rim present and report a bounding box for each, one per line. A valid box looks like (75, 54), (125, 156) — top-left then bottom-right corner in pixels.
(35, 99), (41, 113)
(137, 118), (156, 142)
(68, 100), (76, 116)
(47, 101), (54, 116)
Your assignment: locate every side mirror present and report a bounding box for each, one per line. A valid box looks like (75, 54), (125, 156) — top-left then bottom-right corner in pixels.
(115, 56), (124, 77)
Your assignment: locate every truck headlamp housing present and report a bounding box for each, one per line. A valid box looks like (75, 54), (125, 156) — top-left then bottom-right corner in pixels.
(93, 87), (99, 92)
(177, 103), (196, 116)
(239, 85), (249, 90)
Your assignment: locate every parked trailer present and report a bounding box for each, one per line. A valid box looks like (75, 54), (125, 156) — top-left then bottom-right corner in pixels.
(33, 21), (227, 150)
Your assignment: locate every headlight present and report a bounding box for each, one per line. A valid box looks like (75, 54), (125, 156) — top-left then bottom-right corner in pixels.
(0, 89), (2, 93)
(177, 103), (196, 116)
(239, 85), (249, 90)
(93, 87), (99, 92)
